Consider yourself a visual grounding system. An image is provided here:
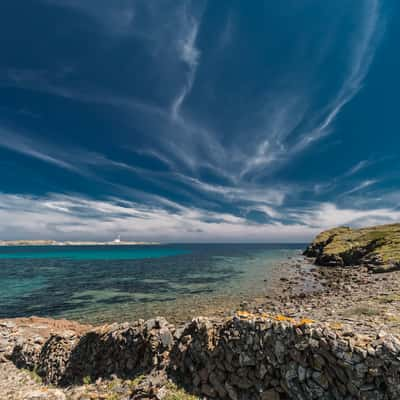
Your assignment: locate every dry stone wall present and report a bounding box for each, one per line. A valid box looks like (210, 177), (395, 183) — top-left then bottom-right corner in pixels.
(171, 317), (400, 399)
(8, 315), (400, 399)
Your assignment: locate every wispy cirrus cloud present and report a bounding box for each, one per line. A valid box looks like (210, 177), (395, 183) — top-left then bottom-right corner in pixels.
(0, 126), (278, 220)
(292, 0), (382, 151)
(344, 160), (371, 177)
(0, 127), (79, 173)
(341, 179), (378, 196)
(0, 126), (149, 180)
(238, 0), (384, 180)
(171, 8), (202, 120)
(1, 193), (399, 242)
(290, 202), (400, 230)
(2, 1), (384, 185)
(176, 175), (287, 207)
(0, 1), (393, 241)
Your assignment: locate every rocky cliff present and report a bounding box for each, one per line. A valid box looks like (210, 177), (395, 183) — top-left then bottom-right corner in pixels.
(303, 223), (400, 271)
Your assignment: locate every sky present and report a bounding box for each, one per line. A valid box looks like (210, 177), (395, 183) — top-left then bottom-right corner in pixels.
(0, 0), (399, 242)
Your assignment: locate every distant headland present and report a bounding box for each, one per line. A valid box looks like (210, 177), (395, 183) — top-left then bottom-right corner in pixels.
(0, 240), (160, 246)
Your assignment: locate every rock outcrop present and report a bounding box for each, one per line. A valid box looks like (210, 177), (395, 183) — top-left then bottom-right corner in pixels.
(303, 224), (400, 271)
(3, 315), (400, 399)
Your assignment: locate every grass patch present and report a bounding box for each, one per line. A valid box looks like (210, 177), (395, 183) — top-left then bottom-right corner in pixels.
(83, 375), (92, 385)
(23, 368), (42, 384)
(345, 306), (381, 317)
(164, 382), (200, 400)
(306, 223), (400, 265)
(377, 294), (400, 304)
(128, 375), (145, 389)
(106, 378), (122, 391)
(384, 315), (400, 323)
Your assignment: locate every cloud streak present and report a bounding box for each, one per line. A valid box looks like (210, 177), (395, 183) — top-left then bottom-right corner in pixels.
(2, 1), (384, 186)
(293, 0), (382, 152)
(238, 0), (383, 180)
(0, 127), (79, 173)
(1, 193), (399, 242)
(0, 1), (393, 241)
(171, 9), (201, 120)
(290, 202), (400, 230)
(0, 126), (152, 181)
(345, 160), (371, 177)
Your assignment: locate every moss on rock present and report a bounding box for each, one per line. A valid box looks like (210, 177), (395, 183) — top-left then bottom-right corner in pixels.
(304, 223), (400, 270)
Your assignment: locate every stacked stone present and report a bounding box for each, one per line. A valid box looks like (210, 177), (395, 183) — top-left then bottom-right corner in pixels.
(10, 337), (43, 371)
(11, 317), (175, 387)
(10, 333), (47, 371)
(7, 316), (400, 399)
(171, 317), (400, 400)
(37, 332), (81, 385)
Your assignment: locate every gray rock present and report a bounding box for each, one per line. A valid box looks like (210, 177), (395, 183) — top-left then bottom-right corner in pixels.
(260, 388), (280, 400)
(23, 389), (66, 400)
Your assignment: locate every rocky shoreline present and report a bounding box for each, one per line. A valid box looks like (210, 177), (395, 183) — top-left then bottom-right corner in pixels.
(245, 257), (400, 338)
(2, 224), (400, 399)
(1, 256), (400, 399)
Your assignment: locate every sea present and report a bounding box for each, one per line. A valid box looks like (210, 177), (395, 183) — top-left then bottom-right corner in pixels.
(0, 243), (305, 324)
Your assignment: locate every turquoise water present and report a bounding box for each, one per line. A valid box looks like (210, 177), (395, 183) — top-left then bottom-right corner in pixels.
(0, 247), (188, 260)
(0, 244), (303, 324)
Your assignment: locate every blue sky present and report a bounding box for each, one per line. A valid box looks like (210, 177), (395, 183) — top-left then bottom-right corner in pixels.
(0, 0), (399, 242)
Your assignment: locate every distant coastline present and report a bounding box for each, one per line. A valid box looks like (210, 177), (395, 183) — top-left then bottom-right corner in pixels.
(0, 240), (160, 246)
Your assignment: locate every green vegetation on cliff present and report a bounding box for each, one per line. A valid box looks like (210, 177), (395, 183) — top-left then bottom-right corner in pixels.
(304, 223), (400, 271)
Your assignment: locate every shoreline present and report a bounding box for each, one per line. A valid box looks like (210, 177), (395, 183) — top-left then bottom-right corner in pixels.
(3, 253), (400, 334)
(2, 254), (400, 399)
(0, 247), (303, 326)
(245, 256), (400, 338)
(53, 252), (309, 326)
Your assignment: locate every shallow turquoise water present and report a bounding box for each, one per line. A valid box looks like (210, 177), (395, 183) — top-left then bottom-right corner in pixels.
(0, 244), (304, 323)
(0, 247), (188, 260)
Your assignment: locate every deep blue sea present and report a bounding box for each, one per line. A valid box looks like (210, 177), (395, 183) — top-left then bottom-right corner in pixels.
(0, 244), (304, 324)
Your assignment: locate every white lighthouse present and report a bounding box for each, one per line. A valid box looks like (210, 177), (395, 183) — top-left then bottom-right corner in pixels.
(113, 234), (121, 243)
